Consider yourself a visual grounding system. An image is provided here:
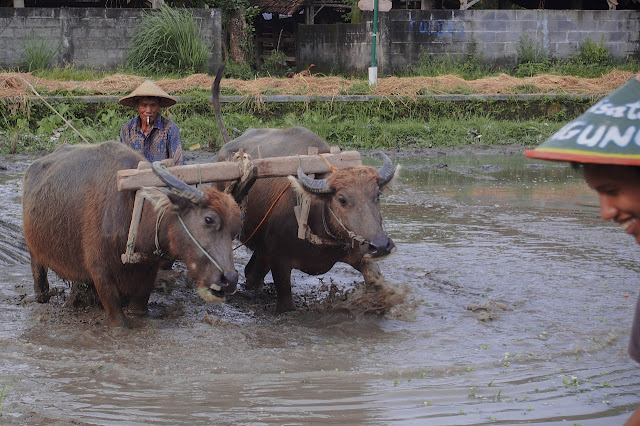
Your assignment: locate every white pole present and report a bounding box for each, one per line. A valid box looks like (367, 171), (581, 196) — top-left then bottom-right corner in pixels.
(369, 66), (378, 87)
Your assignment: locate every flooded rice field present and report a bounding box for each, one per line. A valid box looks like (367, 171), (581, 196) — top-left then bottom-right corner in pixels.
(1, 146), (639, 425)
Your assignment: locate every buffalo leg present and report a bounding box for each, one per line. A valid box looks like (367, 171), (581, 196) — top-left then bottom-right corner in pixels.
(126, 270), (155, 316)
(30, 259), (50, 303)
(270, 262), (294, 313)
(92, 276), (130, 328)
(244, 254), (270, 290)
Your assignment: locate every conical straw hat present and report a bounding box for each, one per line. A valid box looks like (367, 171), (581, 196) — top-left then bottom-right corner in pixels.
(525, 72), (640, 166)
(118, 79), (177, 108)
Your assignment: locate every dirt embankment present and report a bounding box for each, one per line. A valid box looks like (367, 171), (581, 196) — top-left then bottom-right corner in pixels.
(0, 70), (635, 99)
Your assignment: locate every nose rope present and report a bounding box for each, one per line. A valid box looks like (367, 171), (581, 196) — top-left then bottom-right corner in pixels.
(177, 214), (224, 274)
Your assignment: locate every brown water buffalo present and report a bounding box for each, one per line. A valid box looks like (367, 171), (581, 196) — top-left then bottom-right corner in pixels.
(22, 142), (242, 327)
(213, 69), (396, 312)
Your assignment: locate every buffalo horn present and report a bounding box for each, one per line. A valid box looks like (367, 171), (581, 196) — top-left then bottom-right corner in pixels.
(151, 161), (206, 203)
(297, 166), (332, 194)
(375, 151), (395, 186)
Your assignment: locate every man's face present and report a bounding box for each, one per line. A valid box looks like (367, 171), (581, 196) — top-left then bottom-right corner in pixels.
(136, 97), (160, 125)
(584, 164), (640, 244)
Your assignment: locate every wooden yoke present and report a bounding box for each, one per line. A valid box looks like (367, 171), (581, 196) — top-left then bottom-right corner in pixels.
(116, 148), (361, 191)
(118, 148), (362, 263)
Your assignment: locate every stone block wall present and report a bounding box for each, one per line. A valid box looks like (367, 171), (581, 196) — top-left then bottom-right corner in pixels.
(0, 8), (222, 72)
(297, 10), (640, 74)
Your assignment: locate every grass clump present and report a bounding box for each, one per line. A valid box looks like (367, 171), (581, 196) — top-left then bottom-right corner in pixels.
(22, 31), (59, 72)
(126, 6), (209, 75)
(514, 34), (550, 78)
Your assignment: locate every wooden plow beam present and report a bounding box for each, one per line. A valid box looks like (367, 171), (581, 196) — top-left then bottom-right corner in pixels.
(117, 149), (362, 192)
(118, 148), (362, 264)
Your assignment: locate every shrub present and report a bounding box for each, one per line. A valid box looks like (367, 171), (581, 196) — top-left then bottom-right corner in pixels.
(126, 6), (209, 75)
(223, 59), (256, 80)
(570, 36), (612, 66)
(260, 50), (289, 77)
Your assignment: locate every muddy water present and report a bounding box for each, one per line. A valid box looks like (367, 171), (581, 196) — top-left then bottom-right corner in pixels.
(1, 148), (640, 425)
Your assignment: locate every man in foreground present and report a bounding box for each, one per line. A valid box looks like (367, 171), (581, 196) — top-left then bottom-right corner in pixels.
(525, 72), (640, 425)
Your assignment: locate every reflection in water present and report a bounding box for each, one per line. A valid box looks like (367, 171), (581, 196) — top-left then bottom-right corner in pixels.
(1, 150), (640, 424)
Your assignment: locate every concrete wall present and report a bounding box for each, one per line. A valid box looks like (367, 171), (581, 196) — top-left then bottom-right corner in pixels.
(298, 10), (640, 74)
(0, 8), (222, 72)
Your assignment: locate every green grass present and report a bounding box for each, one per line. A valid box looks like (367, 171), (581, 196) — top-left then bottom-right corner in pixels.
(0, 98), (563, 155)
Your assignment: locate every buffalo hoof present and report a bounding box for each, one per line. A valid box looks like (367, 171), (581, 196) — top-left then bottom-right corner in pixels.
(126, 306), (149, 317)
(35, 288), (65, 303)
(276, 299), (295, 313)
(109, 315), (133, 329)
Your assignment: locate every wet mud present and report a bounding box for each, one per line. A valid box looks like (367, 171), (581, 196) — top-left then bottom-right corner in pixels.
(1, 145), (639, 425)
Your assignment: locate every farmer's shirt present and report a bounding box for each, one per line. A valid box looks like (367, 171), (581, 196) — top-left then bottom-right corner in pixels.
(120, 114), (184, 165)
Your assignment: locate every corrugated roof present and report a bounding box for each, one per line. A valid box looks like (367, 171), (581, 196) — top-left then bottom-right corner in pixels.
(251, 0), (306, 15)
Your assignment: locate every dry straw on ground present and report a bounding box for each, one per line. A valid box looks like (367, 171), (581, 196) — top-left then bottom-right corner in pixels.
(0, 70), (635, 99)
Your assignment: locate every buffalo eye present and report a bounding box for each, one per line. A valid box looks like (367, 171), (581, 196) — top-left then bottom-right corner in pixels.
(204, 216), (220, 230)
(337, 196), (347, 206)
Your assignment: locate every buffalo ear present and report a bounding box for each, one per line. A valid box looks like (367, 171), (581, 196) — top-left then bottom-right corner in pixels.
(166, 191), (195, 212)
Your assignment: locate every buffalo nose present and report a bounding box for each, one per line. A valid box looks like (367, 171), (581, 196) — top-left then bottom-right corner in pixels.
(368, 236), (395, 257)
(221, 270), (239, 293)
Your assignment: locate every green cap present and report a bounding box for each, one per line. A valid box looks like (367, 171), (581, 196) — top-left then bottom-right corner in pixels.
(525, 73), (640, 166)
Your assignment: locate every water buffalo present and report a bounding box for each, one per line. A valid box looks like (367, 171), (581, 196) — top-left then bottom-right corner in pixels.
(22, 142), (242, 327)
(213, 69), (396, 312)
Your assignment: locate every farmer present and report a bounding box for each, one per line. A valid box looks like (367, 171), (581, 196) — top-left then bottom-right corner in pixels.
(118, 79), (185, 165)
(525, 72), (640, 425)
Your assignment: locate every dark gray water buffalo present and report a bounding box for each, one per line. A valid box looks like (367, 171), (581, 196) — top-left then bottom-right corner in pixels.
(213, 69), (396, 312)
(22, 142), (242, 327)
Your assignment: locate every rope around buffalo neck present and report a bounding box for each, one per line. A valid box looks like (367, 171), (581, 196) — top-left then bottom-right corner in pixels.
(177, 214), (224, 274)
